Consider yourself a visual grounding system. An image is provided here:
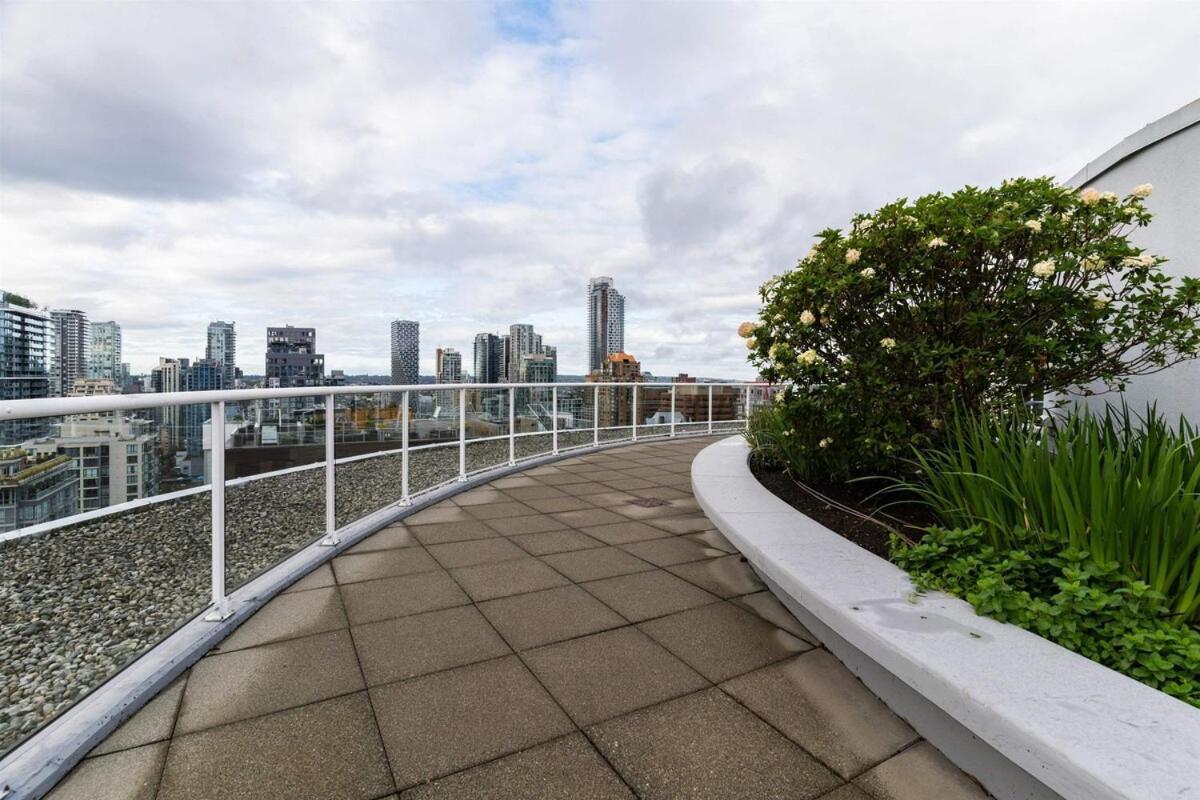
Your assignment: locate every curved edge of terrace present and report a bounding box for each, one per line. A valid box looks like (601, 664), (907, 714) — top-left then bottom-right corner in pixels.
(690, 436), (1200, 800)
(1, 432), (729, 800)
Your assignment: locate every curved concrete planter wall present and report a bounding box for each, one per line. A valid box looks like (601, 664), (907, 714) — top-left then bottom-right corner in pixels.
(691, 436), (1200, 800)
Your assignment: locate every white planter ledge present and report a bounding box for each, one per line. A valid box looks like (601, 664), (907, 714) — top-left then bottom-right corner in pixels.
(692, 436), (1200, 800)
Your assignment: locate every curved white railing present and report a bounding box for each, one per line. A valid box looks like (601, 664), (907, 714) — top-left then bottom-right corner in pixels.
(0, 380), (766, 618)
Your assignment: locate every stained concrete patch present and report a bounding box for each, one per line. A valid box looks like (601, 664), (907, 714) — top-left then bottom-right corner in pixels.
(426, 537), (526, 568)
(510, 529), (605, 556)
(178, 629), (364, 734)
(853, 742), (989, 800)
(339, 570), (466, 626)
(343, 525), (418, 554)
(479, 585), (626, 650)
(578, 520), (674, 545)
(722, 650), (918, 778)
(522, 627), (707, 726)
(47, 741), (167, 800)
(482, 513), (570, 536)
(398, 734), (633, 800)
(332, 547), (440, 584)
(369, 656), (573, 789)
(618, 537), (721, 567)
(540, 547), (656, 583)
(89, 674), (186, 756)
(451, 557), (569, 601)
(587, 688), (840, 800)
(409, 520), (499, 545)
(157, 694), (393, 800)
(352, 605), (511, 686)
(581, 570), (718, 622)
(214, 587), (347, 653)
(645, 514), (715, 534)
(639, 602), (810, 682)
(667, 555), (764, 598)
(281, 562), (336, 593)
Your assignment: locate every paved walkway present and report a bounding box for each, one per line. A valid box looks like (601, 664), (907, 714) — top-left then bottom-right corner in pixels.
(47, 437), (987, 800)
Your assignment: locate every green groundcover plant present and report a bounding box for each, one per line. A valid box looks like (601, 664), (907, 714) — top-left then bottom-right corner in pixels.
(897, 405), (1200, 625)
(741, 177), (1200, 480)
(892, 526), (1200, 707)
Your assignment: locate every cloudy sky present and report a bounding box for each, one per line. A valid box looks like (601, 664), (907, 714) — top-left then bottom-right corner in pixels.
(1, 1), (1197, 378)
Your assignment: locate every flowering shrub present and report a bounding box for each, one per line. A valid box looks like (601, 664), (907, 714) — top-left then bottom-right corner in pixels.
(743, 177), (1200, 478)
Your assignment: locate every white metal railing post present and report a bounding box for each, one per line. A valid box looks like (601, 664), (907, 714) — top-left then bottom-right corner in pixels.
(593, 384), (599, 447)
(707, 385), (714, 433)
(670, 384), (676, 438)
(552, 385), (559, 454)
(320, 394), (340, 546)
(744, 385), (752, 427)
(632, 384), (638, 442)
(401, 391), (410, 504)
(458, 388), (467, 481)
(508, 387), (516, 466)
(204, 400), (231, 621)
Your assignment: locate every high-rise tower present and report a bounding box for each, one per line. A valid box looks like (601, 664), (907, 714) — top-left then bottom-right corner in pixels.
(587, 277), (625, 373)
(391, 320), (420, 386)
(86, 321), (122, 385)
(473, 333), (502, 383)
(206, 321), (237, 389)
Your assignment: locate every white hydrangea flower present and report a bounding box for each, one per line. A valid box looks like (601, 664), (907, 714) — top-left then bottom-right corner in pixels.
(737, 322), (757, 338)
(858, 218), (874, 231)
(1079, 187), (1101, 205)
(879, 337), (897, 351)
(799, 310), (816, 326)
(1120, 254), (1156, 268)
(1081, 256), (1104, 273)
(745, 337), (757, 349)
(818, 438), (833, 449)
(1025, 219), (1042, 232)
(798, 348), (824, 366)
(927, 237), (947, 248)
(1100, 191), (1118, 202)
(1032, 260), (1056, 278)
(845, 249), (861, 264)
(1092, 293), (1112, 309)
(1131, 183), (1153, 198)
(859, 267), (876, 279)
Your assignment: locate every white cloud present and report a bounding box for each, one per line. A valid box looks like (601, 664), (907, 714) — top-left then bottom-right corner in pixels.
(2, 0), (1198, 378)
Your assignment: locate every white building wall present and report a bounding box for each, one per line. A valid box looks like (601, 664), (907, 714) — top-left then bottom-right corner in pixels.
(1068, 101), (1200, 423)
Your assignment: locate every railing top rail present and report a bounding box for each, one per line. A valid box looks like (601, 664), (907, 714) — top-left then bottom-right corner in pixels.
(0, 381), (768, 422)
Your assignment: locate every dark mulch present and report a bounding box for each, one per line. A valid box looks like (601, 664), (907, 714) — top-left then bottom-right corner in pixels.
(749, 459), (935, 559)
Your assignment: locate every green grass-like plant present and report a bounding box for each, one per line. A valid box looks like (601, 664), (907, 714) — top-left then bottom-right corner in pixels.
(897, 405), (1200, 625)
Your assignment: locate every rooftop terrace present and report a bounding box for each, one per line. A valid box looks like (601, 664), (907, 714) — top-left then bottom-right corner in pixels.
(40, 437), (984, 800)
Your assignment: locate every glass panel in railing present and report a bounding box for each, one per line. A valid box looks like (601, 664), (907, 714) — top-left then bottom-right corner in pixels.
(710, 385), (746, 431)
(555, 385), (594, 451)
(508, 384), (553, 460)
(596, 383), (635, 443)
(224, 394), (326, 589)
(463, 386), (510, 474)
(636, 384), (673, 438)
(407, 387), (463, 494)
(0, 404), (210, 758)
(333, 391), (405, 529)
(672, 382), (708, 435)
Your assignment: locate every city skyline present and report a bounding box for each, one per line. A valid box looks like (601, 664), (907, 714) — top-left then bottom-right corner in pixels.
(4, 4), (1197, 379)
(3, 276), (633, 383)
